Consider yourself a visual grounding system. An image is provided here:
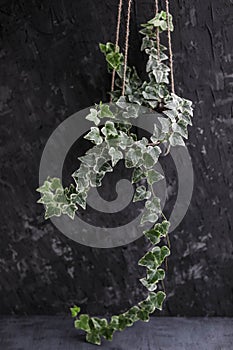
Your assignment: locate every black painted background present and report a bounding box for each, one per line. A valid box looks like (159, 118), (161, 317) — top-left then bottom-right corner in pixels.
(0, 0), (232, 316)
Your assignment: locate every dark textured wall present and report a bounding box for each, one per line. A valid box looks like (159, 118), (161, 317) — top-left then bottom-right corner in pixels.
(0, 0), (232, 316)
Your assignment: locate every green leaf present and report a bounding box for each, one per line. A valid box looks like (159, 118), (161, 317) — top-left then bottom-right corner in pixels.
(70, 305), (81, 318)
(101, 327), (114, 341)
(86, 331), (101, 346)
(75, 314), (91, 333)
(133, 185), (151, 202)
(147, 169), (164, 185)
(137, 309), (150, 322)
(99, 104), (114, 119)
(118, 315), (128, 331)
(110, 315), (119, 330)
(91, 317), (108, 330)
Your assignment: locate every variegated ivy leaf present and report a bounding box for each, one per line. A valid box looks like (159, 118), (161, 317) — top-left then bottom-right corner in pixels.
(98, 104), (114, 119)
(135, 137), (148, 151)
(116, 96), (128, 109)
(74, 177), (89, 192)
(169, 132), (185, 146)
(109, 147), (123, 166)
(138, 293), (158, 313)
(86, 108), (100, 125)
(84, 127), (103, 145)
(147, 11), (174, 32)
(144, 220), (170, 245)
(78, 153), (96, 167)
(154, 291), (166, 310)
(147, 169), (164, 185)
(37, 191), (54, 204)
(142, 89), (156, 100)
(101, 121), (118, 139)
(91, 317), (108, 330)
(158, 116), (171, 133)
(122, 104), (140, 119)
(133, 185), (151, 202)
(163, 109), (177, 122)
(150, 124), (164, 143)
(93, 156), (108, 173)
(70, 192), (87, 210)
(125, 147), (142, 168)
(181, 102), (193, 117)
(118, 131), (134, 150)
(86, 332), (101, 346)
(145, 196), (161, 214)
(140, 210), (158, 225)
(74, 314), (91, 332)
(89, 171), (105, 187)
(54, 188), (67, 203)
(138, 251), (158, 270)
(124, 306), (140, 323)
(151, 245), (170, 265)
(45, 204), (62, 219)
(137, 309), (150, 322)
(146, 268), (165, 284)
(172, 120), (188, 139)
(179, 112), (192, 126)
(36, 180), (51, 194)
(132, 167), (146, 183)
(61, 203), (77, 219)
(153, 70), (164, 84)
(143, 146), (161, 169)
(98, 161), (113, 174)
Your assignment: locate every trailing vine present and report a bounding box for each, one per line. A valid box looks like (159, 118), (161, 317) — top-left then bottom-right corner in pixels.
(37, 10), (193, 346)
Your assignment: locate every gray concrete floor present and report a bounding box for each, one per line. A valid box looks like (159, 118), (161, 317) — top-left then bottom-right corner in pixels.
(0, 317), (232, 350)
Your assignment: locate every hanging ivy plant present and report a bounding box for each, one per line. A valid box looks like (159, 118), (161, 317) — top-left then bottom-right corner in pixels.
(37, 9), (193, 346)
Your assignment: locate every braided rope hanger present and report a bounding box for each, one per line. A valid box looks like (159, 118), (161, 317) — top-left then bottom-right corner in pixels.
(110, 0), (123, 96)
(111, 0), (175, 97)
(165, 0), (175, 94)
